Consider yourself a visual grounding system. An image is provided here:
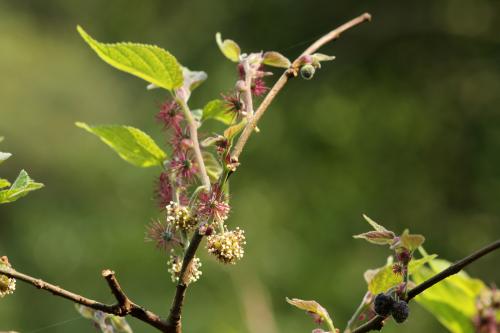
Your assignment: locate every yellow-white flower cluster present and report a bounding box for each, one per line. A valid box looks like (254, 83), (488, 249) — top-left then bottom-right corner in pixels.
(166, 201), (197, 231)
(0, 265), (15, 298)
(167, 252), (202, 285)
(206, 227), (246, 264)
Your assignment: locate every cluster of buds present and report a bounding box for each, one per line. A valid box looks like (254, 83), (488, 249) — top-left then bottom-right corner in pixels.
(392, 248), (411, 276)
(168, 251), (202, 284)
(206, 227), (246, 264)
(373, 293), (409, 323)
(166, 201), (197, 231)
(0, 256), (16, 298)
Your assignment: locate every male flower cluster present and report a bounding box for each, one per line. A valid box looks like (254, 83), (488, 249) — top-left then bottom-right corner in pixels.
(0, 256), (15, 298)
(206, 227), (246, 264)
(166, 201), (197, 231)
(168, 252), (202, 284)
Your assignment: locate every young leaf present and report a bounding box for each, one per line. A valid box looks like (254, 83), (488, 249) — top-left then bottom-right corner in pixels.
(286, 297), (334, 328)
(263, 51), (291, 68)
(215, 33), (241, 62)
(203, 152), (222, 181)
(224, 119), (247, 140)
(202, 99), (234, 125)
(0, 179), (11, 189)
(75, 122), (166, 167)
(175, 67), (208, 102)
(77, 26), (183, 91)
(353, 230), (395, 245)
(0, 170), (44, 204)
(0, 152), (12, 165)
(392, 229), (425, 251)
(362, 214), (392, 233)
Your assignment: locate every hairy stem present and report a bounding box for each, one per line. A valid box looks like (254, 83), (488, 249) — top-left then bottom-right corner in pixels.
(177, 99), (211, 189)
(242, 60), (255, 118)
(231, 12), (372, 159)
(0, 266), (169, 332)
(351, 239), (500, 333)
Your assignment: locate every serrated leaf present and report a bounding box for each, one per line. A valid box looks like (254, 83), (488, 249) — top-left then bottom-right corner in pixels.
(215, 33), (241, 62)
(0, 152), (12, 165)
(286, 297), (333, 327)
(0, 179), (11, 189)
(362, 214), (393, 233)
(76, 122), (166, 167)
(353, 230), (395, 245)
(0, 170), (44, 204)
(263, 51), (291, 68)
(202, 99), (234, 125)
(77, 26), (183, 91)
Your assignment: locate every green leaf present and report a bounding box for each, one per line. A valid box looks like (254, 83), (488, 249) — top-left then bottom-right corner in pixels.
(215, 33), (241, 62)
(399, 229), (425, 251)
(367, 254), (437, 294)
(263, 51), (291, 68)
(77, 26), (183, 91)
(412, 259), (485, 333)
(0, 152), (12, 165)
(203, 152), (222, 181)
(202, 99), (234, 125)
(0, 170), (44, 204)
(224, 119), (247, 140)
(0, 179), (11, 189)
(76, 122), (166, 167)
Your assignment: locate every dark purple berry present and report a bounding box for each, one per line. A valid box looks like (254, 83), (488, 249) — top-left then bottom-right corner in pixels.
(374, 293), (394, 316)
(391, 300), (409, 323)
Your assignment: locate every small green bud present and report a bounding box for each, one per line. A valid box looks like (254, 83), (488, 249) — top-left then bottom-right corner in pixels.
(300, 64), (315, 80)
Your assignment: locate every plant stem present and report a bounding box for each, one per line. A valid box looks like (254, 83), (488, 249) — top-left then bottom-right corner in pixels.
(351, 239), (500, 333)
(344, 292), (370, 333)
(177, 98), (211, 189)
(231, 12), (372, 160)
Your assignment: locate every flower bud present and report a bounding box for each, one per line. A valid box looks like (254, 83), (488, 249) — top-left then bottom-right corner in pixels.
(300, 64), (315, 80)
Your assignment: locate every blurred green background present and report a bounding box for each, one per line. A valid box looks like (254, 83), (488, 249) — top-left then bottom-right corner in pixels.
(1, 0), (499, 332)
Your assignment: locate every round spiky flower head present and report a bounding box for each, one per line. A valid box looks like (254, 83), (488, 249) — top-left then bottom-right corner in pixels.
(206, 227), (246, 264)
(197, 184), (230, 222)
(167, 251), (202, 284)
(145, 219), (181, 251)
(0, 257), (15, 298)
(166, 201), (197, 231)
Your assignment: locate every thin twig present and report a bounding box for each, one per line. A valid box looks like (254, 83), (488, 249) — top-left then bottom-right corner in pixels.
(0, 266), (169, 332)
(178, 99), (211, 189)
(351, 239), (500, 333)
(231, 12), (372, 159)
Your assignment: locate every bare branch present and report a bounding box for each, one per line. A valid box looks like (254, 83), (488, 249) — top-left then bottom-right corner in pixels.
(0, 266), (169, 332)
(351, 239), (500, 333)
(231, 12), (372, 159)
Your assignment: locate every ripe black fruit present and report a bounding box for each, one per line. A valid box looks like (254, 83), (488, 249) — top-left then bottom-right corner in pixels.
(374, 293), (394, 317)
(391, 300), (409, 323)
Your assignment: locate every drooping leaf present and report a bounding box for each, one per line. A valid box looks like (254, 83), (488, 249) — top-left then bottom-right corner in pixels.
(0, 179), (11, 189)
(77, 26), (183, 91)
(0, 170), (44, 204)
(215, 33), (241, 62)
(0, 152), (12, 165)
(76, 122), (166, 167)
(311, 53), (336, 68)
(202, 99), (234, 125)
(391, 229), (425, 251)
(263, 51), (291, 68)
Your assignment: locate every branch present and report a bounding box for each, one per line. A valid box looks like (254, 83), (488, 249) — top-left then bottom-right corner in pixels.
(178, 99), (211, 189)
(231, 12), (372, 160)
(165, 231), (204, 333)
(351, 239), (500, 333)
(0, 266), (169, 332)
